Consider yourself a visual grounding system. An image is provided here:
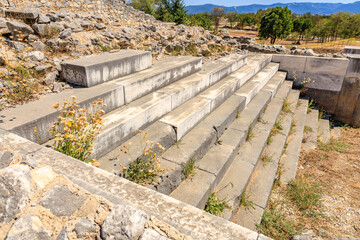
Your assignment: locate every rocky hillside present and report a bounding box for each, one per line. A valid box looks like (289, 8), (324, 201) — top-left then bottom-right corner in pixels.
(0, 0), (346, 111)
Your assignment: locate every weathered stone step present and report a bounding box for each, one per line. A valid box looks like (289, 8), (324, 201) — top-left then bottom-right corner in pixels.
(160, 62), (279, 141)
(232, 90), (300, 230)
(118, 56), (202, 104)
(0, 56), (201, 144)
(302, 109), (319, 150)
(61, 50), (152, 87)
(279, 98), (309, 184)
(92, 54), (247, 158)
(97, 55), (271, 173)
(318, 118), (330, 144)
(169, 79), (291, 210)
(214, 81), (293, 220)
(234, 62), (279, 105)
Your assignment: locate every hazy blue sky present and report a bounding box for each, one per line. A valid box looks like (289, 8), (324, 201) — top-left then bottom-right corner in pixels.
(184, 0), (356, 6)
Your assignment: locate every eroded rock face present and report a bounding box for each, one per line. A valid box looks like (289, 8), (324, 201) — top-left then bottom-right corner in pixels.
(5, 215), (51, 240)
(74, 217), (97, 238)
(140, 229), (170, 240)
(0, 151), (14, 169)
(0, 165), (32, 223)
(101, 203), (149, 240)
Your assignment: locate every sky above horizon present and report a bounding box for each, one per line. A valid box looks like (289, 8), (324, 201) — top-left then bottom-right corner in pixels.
(184, 0), (356, 6)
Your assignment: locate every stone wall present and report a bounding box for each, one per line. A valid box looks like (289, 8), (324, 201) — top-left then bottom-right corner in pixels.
(0, 128), (263, 240)
(271, 54), (349, 114)
(271, 51), (360, 127)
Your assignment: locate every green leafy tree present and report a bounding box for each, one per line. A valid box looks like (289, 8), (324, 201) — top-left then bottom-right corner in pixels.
(187, 12), (213, 30)
(293, 18), (313, 42)
(259, 7), (293, 44)
(171, 0), (187, 25)
(226, 12), (238, 28)
(211, 7), (225, 33)
(129, 0), (157, 15)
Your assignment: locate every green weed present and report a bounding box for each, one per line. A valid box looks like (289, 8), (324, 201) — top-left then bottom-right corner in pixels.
(204, 192), (230, 216)
(183, 157), (197, 179)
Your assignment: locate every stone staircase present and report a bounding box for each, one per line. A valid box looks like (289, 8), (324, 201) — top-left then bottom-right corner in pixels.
(0, 50), (334, 237)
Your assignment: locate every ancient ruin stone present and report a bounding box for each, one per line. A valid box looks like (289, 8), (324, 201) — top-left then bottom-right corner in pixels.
(101, 204), (149, 240)
(5, 215), (51, 240)
(140, 229), (170, 240)
(0, 165), (32, 223)
(5, 7), (39, 20)
(0, 151), (14, 169)
(6, 21), (34, 40)
(74, 217), (97, 238)
(21, 155), (39, 168)
(39, 185), (87, 217)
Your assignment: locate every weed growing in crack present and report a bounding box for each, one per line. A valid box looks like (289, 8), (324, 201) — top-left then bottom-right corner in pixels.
(121, 130), (166, 185)
(246, 123), (254, 141)
(304, 126), (313, 134)
(183, 157), (197, 179)
(282, 99), (292, 114)
(204, 192), (230, 216)
(261, 153), (273, 165)
(240, 190), (254, 208)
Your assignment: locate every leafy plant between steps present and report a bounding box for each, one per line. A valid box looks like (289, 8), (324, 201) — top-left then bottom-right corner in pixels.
(49, 96), (106, 165)
(204, 192), (231, 216)
(120, 130), (166, 185)
(240, 190), (254, 208)
(183, 157), (197, 179)
(246, 123), (254, 141)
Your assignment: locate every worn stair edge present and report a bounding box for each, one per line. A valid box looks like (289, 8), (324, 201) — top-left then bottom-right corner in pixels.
(0, 129), (262, 240)
(232, 90), (300, 231)
(279, 98), (309, 184)
(318, 119), (330, 144)
(169, 80), (292, 209)
(91, 54), (247, 159)
(160, 62), (279, 141)
(302, 109), (319, 150)
(157, 71), (285, 192)
(215, 81), (294, 220)
(118, 56), (202, 104)
(97, 55), (271, 173)
(0, 56), (199, 144)
(61, 50), (152, 87)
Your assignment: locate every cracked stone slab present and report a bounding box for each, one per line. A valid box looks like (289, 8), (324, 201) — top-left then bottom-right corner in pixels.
(5, 215), (51, 240)
(39, 185), (87, 217)
(74, 217), (97, 238)
(0, 165), (32, 223)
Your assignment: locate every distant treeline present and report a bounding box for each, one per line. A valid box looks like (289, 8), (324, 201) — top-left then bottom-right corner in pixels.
(128, 0), (360, 43)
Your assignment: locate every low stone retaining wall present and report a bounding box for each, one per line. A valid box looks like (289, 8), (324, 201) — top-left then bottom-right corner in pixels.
(271, 52), (360, 127)
(0, 129), (263, 240)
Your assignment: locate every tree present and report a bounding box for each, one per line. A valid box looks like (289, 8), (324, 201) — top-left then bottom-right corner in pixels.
(293, 18), (313, 42)
(211, 7), (225, 33)
(171, 0), (187, 25)
(226, 12), (238, 28)
(130, 0), (157, 15)
(155, 0), (187, 25)
(259, 7), (293, 44)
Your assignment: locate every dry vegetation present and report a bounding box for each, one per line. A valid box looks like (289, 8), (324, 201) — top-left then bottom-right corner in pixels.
(262, 127), (360, 239)
(228, 28), (360, 54)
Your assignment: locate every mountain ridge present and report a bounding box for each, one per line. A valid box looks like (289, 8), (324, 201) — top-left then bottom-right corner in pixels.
(185, 1), (360, 15)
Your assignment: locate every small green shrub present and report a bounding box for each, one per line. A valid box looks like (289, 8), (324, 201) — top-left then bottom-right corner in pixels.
(304, 126), (313, 133)
(204, 192), (230, 216)
(240, 190), (254, 208)
(247, 124), (254, 141)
